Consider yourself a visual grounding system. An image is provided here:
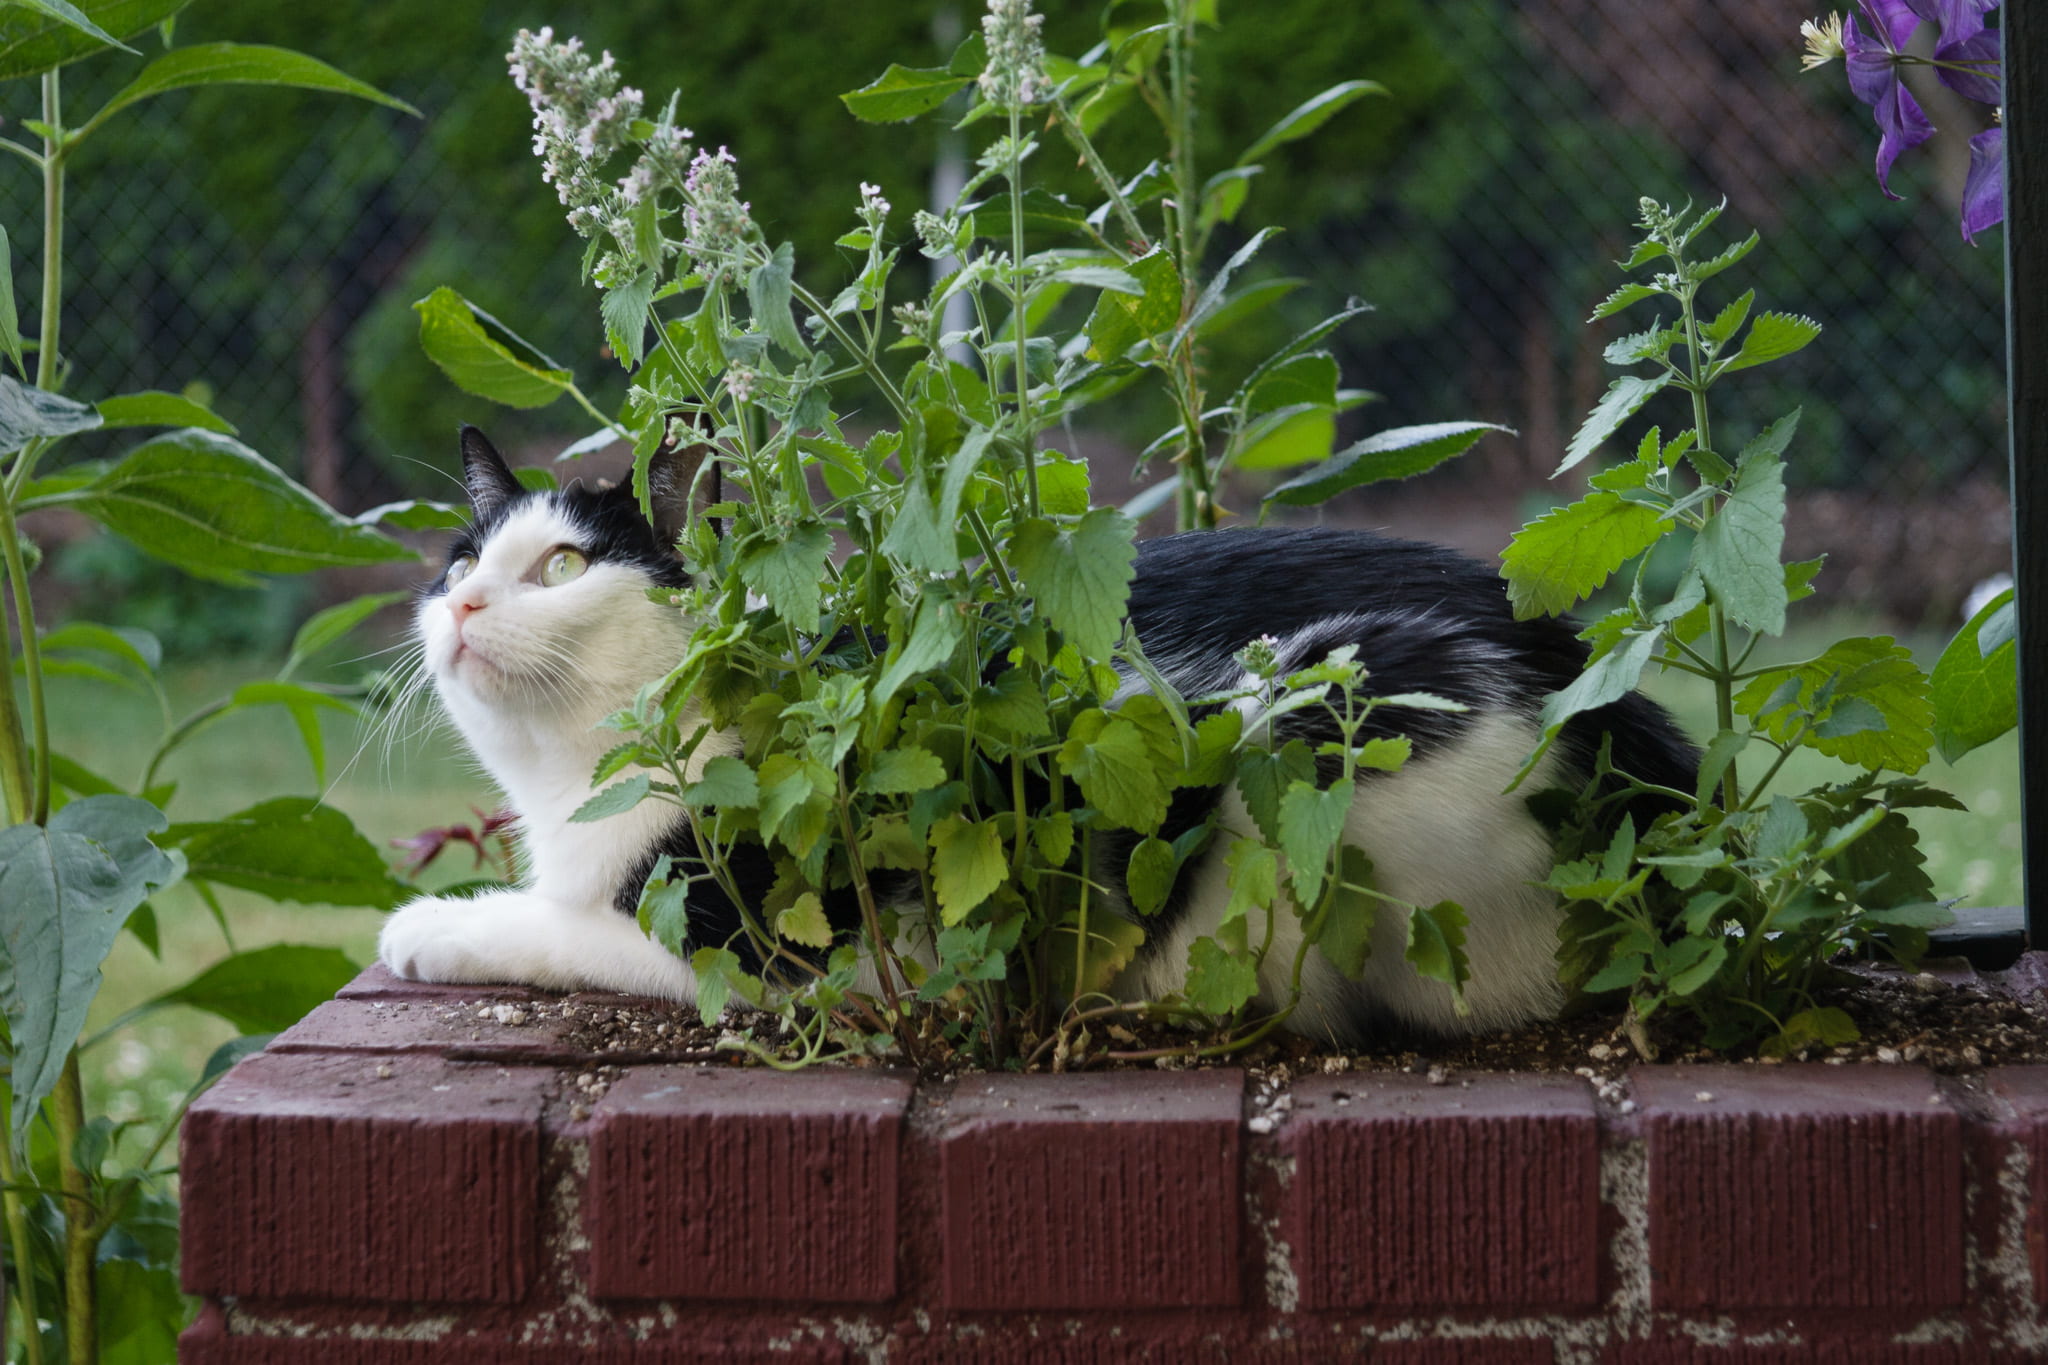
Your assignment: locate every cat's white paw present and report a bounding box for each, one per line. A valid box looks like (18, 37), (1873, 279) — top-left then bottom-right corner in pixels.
(378, 889), (699, 1001)
(379, 895), (512, 985)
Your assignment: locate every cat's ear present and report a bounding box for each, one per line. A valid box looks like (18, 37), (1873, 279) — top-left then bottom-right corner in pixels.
(459, 426), (524, 518)
(644, 426), (718, 553)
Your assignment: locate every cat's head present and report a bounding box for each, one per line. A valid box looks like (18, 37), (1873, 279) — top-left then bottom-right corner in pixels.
(418, 427), (703, 729)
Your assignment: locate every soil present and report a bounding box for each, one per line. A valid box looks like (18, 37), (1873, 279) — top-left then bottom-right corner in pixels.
(529, 953), (2048, 1095)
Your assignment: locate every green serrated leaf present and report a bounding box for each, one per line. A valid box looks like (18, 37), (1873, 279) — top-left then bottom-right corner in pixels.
(1235, 739), (1317, 843)
(1264, 421), (1506, 506)
(776, 891), (834, 949)
(859, 746), (948, 796)
(571, 775), (652, 823)
(683, 755), (759, 808)
(601, 271), (655, 369)
(737, 521), (832, 632)
(1318, 845), (1377, 979)
(1558, 373), (1673, 476)
(1738, 637), (1934, 773)
(1057, 704), (1176, 834)
(1010, 508), (1137, 661)
(1718, 311), (1821, 376)
(929, 815), (1006, 925)
(1182, 935), (1259, 1013)
(1590, 282), (1659, 321)
(1277, 780), (1351, 908)
(1501, 491), (1666, 619)
(1692, 450), (1787, 634)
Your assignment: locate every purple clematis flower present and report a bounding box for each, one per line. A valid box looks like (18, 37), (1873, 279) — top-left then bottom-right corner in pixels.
(1843, 0), (1936, 197)
(1961, 126), (2003, 244)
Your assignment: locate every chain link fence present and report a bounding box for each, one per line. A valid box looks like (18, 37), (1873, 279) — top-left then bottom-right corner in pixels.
(6, 0), (2008, 624)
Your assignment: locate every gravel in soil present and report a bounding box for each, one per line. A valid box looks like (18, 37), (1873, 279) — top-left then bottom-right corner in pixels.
(462, 954), (2048, 1085)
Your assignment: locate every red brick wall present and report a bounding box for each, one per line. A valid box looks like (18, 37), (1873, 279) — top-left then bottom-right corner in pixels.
(178, 966), (2048, 1362)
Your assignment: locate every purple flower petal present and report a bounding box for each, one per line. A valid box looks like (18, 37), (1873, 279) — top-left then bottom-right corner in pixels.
(1873, 80), (1937, 195)
(1961, 126), (2004, 243)
(1905, 0), (1997, 46)
(1935, 28), (2001, 104)
(1858, 0), (1925, 50)
(1844, 13), (1909, 107)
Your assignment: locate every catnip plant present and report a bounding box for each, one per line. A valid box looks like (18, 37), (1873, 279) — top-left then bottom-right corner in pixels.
(1498, 198), (1973, 1055)
(420, 0), (1504, 1069)
(0, 7), (429, 1361)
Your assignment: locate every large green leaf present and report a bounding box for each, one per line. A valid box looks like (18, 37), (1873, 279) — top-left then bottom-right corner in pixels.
(1264, 421), (1506, 506)
(737, 522), (833, 632)
(1277, 779), (1350, 907)
(1501, 491), (1666, 619)
(95, 389), (235, 434)
(0, 0), (177, 81)
(1057, 704), (1175, 834)
(1236, 79), (1387, 166)
(1692, 451), (1787, 635)
(279, 590), (409, 681)
(929, 815), (1006, 925)
(1182, 935), (1258, 1014)
(1738, 636), (1934, 774)
(0, 372), (100, 453)
(164, 797), (407, 909)
(1404, 899), (1471, 1011)
(145, 943), (359, 1033)
(872, 590), (966, 703)
(839, 62), (972, 122)
(0, 797), (180, 1141)
(1557, 373), (1671, 476)
(1931, 588), (2018, 763)
(1009, 508), (1137, 661)
(414, 286), (572, 409)
(1084, 247), (1180, 364)
(27, 428), (410, 584)
(85, 42), (417, 130)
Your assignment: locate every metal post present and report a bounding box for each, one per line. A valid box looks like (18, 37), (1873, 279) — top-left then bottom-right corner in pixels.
(2006, 0), (2044, 949)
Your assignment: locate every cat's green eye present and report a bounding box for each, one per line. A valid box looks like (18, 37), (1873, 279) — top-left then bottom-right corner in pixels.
(540, 547), (588, 587)
(445, 554), (477, 588)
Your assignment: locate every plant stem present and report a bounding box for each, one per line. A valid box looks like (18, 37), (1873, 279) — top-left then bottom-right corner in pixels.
(1005, 104), (1039, 518)
(1679, 272), (1739, 811)
(0, 1129), (46, 1365)
(48, 1057), (96, 1365)
(835, 800), (920, 1068)
(36, 72), (62, 394)
(0, 496), (49, 824)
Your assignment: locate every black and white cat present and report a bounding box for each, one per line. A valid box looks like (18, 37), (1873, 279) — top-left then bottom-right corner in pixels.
(378, 428), (1696, 1042)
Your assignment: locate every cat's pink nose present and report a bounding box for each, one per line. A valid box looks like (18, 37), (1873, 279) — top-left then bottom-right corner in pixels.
(450, 597), (483, 624)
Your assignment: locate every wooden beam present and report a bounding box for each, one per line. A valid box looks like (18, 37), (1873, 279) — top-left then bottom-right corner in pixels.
(2006, 0), (2045, 948)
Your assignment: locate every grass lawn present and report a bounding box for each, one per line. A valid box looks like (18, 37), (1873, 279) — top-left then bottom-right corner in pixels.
(48, 616), (2023, 1127)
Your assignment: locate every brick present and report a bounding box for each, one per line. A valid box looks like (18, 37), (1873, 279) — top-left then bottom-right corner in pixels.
(586, 1065), (913, 1302)
(335, 961), (545, 1002)
(180, 1052), (546, 1303)
(939, 1068), (1242, 1310)
(1636, 1064), (1965, 1311)
(1987, 1064), (2048, 1301)
(268, 996), (586, 1063)
(1280, 1073), (1599, 1309)
(1370, 1345), (1552, 1365)
(1610, 1343), (1982, 1364)
(178, 1320), (848, 1365)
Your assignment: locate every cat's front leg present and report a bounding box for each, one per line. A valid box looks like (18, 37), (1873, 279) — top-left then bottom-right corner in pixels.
(379, 889), (697, 1003)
